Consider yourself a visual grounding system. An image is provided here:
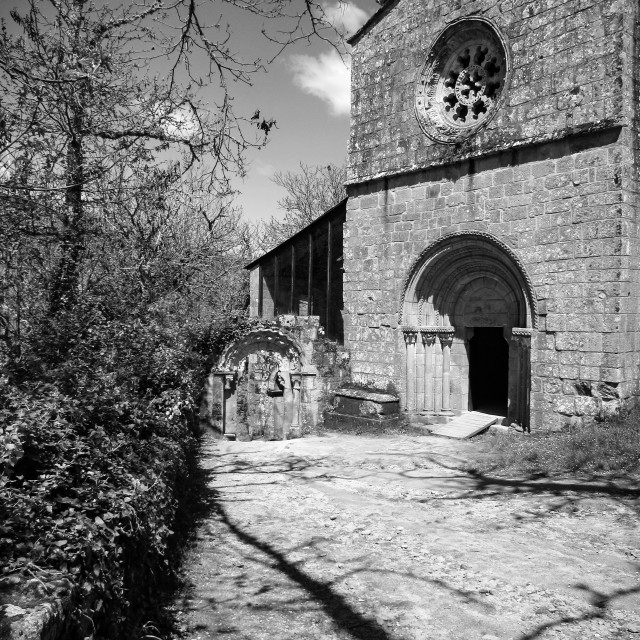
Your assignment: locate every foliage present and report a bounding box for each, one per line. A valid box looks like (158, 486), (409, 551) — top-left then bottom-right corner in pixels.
(0, 301), (211, 634)
(0, 309), (284, 634)
(477, 412), (640, 478)
(257, 162), (347, 252)
(0, 1), (345, 635)
(0, 0), (341, 333)
(192, 313), (273, 366)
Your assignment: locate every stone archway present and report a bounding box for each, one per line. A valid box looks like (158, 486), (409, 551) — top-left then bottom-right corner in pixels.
(212, 328), (312, 440)
(400, 232), (535, 428)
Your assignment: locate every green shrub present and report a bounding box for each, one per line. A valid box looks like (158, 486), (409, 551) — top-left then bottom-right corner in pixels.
(478, 412), (640, 477)
(0, 306), (213, 637)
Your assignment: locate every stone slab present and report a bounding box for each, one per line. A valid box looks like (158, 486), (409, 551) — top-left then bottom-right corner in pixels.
(323, 411), (404, 432)
(334, 389), (399, 403)
(429, 412), (500, 439)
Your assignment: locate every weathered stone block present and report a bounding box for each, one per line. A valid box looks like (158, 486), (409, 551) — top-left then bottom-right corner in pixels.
(323, 411), (405, 432)
(332, 388), (400, 416)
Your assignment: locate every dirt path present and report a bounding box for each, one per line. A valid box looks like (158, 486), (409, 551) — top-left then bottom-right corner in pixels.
(171, 433), (640, 640)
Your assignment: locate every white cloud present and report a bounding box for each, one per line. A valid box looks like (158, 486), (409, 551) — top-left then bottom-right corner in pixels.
(289, 50), (351, 117)
(254, 160), (276, 177)
(321, 1), (369, 36)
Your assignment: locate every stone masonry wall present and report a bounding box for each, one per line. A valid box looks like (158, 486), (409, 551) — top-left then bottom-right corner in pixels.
(348, 0), (632, 183)
(344, 0), (640, 430)
(627, 2), (640, 430)
(344, 131), (637, 431)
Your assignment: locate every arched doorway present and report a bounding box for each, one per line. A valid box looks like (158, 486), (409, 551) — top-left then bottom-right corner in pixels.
(401, 232), (536, 428)
(468, 326), (509, 415)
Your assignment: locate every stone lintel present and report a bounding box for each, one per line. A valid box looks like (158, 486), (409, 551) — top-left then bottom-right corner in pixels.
(334, 388), (399, 404)
(401, 326), (455, 334)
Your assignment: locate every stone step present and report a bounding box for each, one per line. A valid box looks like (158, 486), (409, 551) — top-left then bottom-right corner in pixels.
(429, 411), (500, 439)
(408, 412), (460, 427)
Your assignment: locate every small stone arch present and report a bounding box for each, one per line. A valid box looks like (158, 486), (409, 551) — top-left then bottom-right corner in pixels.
(218, 328), (306, 371)
(212, 328), (311, 441)
(399, 232), (535, 429)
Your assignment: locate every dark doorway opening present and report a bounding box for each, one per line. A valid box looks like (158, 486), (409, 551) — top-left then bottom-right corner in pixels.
(469, 327), (509, 416)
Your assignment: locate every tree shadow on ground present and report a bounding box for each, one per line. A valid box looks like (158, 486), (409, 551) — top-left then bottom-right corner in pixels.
(167, 451), (396, 640)
(158, 435), (640, 640)
(515, 579), (640, 640)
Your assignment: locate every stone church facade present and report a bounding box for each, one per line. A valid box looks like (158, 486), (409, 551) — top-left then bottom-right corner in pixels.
(343, 0), (639, 432)
(211, 0), (639, 437)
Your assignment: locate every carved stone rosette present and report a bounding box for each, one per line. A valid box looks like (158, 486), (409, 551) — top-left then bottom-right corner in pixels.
(415, 18), (510, 144)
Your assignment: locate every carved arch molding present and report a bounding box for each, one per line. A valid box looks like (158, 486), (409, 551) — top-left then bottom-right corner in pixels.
(400, 232), (536, 429)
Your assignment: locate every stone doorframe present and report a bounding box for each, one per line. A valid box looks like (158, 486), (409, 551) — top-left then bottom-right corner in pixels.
(212, 327), (315, 439)
(399, 232), (537, 429)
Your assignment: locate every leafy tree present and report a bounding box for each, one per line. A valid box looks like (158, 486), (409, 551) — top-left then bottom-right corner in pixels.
(258, 161), (347, 252)
(0, 0), (342, 358)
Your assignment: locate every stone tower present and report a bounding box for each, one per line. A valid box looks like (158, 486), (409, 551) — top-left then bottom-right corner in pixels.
(344, 0), (639, 430)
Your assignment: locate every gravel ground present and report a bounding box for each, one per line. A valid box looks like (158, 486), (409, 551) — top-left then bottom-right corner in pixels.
(170, 432), (640, 640)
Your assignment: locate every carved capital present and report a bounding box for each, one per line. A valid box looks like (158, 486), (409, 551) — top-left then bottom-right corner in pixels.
(401, 326), (419, 344)
(421, 331), (437, 346)
(511, 327), (532, 349)
(439, 332), (454, 349)
(290, 373), (302, 391)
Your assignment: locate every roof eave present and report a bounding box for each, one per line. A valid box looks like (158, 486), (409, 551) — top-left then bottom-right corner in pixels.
(347, 0), (397, 46)
(244, 197), (348, 270)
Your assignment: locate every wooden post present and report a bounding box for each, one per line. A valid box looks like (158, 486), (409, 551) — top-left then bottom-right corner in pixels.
(290, 244), (295, 314)
(326, 219), (332, 335)
(308, 233), (313, 316)
(258, 264), (263, 317)
(273, 254), (279, 316)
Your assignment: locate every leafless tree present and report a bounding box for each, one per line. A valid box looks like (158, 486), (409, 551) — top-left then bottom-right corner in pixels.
(257, 161), (347, 252)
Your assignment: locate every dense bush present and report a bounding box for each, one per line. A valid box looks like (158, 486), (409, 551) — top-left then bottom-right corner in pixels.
(0, 303), (218, 637)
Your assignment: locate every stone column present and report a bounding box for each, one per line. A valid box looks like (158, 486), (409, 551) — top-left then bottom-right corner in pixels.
(281, 372), (294, 440)
(511, 328), (532, 431)
(421, 330), (437, 415)
(301, 371), (317, 428)
(438, 329), (455, 416)
(290, 373), (302, 438)
(214, 370), (236, 439)
(402, 327), (418, 412)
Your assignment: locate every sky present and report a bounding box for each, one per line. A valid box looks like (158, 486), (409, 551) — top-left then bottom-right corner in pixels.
(224, 0), (376, 224)
(0, 0), (377, 224)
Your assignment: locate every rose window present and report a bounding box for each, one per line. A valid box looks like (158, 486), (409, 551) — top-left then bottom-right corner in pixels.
(415, 19), (509, 144)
